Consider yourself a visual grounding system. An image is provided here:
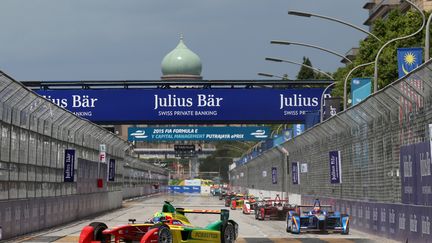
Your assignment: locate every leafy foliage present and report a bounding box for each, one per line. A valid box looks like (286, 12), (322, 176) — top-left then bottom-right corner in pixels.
(296, 57), (315, 79)
(332, 9), (427, 98)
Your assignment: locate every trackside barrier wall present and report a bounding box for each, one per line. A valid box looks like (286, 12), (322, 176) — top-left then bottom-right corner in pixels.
(230, 60), (432, 242)
(0, 71), (168, 240)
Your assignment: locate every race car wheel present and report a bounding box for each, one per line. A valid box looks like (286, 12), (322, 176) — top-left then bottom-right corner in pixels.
(290, 221), (299, 234)
(158, 225), (173, 243)
(221, 223), (235, 243)
(259, 208), (265, 221)
(286, 221), (291, 233)
(89, 222), (109, 243)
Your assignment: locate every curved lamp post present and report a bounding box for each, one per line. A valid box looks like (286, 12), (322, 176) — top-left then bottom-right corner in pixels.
(265, 57), (334, 79)
(271, 40), (353, 64)
(343, 61), (375, 110)
(288, 10), (381, 42)
(257, 72), (288, 79)
(373, 0), (425, 92)
(425, 13), (432, 60)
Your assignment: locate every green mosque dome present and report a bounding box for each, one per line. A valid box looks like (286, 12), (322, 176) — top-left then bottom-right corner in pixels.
(161, 35), (202, 80)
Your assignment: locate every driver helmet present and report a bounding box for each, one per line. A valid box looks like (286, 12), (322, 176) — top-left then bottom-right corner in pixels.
(152, 212), (166, 223)
(312, 206), (321, 214)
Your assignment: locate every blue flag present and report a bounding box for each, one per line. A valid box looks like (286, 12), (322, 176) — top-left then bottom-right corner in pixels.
(351, 78), (371, 106)
(397, 47), (423, 78)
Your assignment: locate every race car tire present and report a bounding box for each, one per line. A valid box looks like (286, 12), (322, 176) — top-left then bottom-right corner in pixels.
(221, 223), (235, 243)
(341, 229), (349, 235)
(259, 208), (265, 221)
(286, 223), (291, 233)
(89, 222), (109, 243)
(157, 225), (173, 243)
(290, 221), (299, 234)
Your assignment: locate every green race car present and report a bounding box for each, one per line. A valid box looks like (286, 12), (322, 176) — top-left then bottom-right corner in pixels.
(79, 201), (239, 243)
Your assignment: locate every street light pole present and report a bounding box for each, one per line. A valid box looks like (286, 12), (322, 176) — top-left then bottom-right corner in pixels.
(265, 57), (334, 80)
(425, 13), (432, 60)
(373, 0), (425, 92)
(271, 40), (352, 63)
(343, 61), (374, 110)
(288, 10), (381, 42)
(257, 72), (288, 80)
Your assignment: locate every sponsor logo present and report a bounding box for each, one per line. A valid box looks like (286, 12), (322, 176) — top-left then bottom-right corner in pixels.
(130, 130), (148, 139)
(192, 231), (218, 239)
(250, 130), (268, 139)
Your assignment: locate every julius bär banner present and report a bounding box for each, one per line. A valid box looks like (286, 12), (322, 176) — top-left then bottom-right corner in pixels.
(36, 88), (324, 123)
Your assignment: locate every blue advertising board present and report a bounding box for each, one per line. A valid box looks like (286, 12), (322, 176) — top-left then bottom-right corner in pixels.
(108, 159), (115, 181)
(292, 162), (299, 185)
(400, 144), (417, 204)
(36, 88), (324, 123)
(293, 124), (305, 137)
(128, 126), (270, 141)
(272, 167), (277, 184)
(64, 149), (75, 182)
(351, 78), (371, 106)
(329, 150), (342, 184)
(168, 186), (201, 194)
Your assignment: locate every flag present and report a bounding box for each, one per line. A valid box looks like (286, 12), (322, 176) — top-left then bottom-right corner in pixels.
(397, 47), (423, 78)
(351, 78), (371, 106)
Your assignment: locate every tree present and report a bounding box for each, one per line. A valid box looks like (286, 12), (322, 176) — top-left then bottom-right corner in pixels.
(199, 141), (249, 182)
(296, 57), (315, 80)
(331, 9), (426, 98)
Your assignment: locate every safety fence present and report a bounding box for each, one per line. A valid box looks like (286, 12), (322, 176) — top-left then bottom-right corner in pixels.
(230, 60), (432, 242)
(0, 71), (168, 240)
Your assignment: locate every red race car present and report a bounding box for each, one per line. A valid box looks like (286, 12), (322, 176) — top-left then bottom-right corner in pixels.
(241, 198), (257, 214)
(254, 195), (296, 221)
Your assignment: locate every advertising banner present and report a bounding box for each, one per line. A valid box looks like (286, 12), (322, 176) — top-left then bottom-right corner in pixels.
(272, 167), (277, 184)
(415, 142), (432, 206)
(293, 124), (305, 137)
(184, 179), (201, 186)
(292, 162), (299, 185)
(36, 88), (325, 123)
(351, 78), (371, 105)
(64, 149), (75, 182)
(323, 97), (342, 120)
(400, 144), (417, 204)
(397, 47), (423, 78)
(107, 159), (115, 181)
(304, 111), (320, 130)
(168, 186), (201, 194)
(129, 126), (270, 141)
(273, 129), (293, 146)
(329, 150), (342, 184)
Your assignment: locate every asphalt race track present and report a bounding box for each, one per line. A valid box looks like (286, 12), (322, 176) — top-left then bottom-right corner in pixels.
(8, 194), (397, 243)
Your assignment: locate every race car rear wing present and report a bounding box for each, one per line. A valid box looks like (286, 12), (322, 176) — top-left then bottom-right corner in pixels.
(175, 208), (230, 222)
(296, 205), (332, 208)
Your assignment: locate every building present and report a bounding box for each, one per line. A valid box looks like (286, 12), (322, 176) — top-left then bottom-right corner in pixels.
(363, 0), (432, 26)
(114, 35), (215, 166)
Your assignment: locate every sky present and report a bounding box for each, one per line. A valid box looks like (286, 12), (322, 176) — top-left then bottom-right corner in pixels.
(0, 0), (368, 81)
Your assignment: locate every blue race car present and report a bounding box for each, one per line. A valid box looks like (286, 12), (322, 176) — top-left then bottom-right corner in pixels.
(286, 199), (349, 234)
